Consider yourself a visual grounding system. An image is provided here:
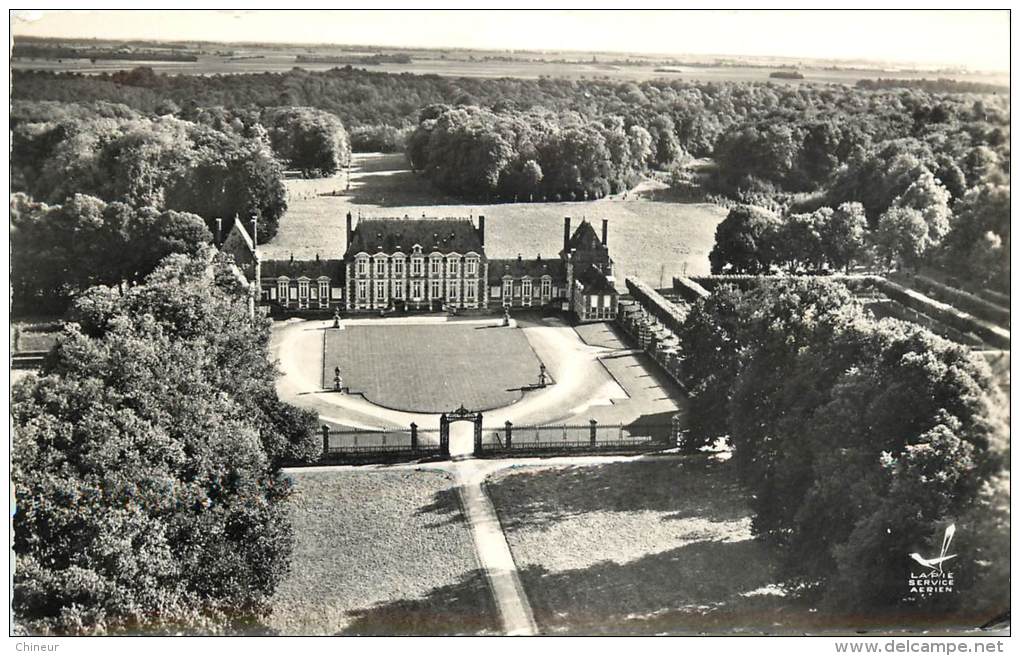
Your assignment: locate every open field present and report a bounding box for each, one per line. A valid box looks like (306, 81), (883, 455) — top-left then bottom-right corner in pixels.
(323, 322), (544, 412)
(485, 456), (795, 634)
(265, 153), (728, 287)
(13, 53), (1009, 88)
(270, 468), (499, 635)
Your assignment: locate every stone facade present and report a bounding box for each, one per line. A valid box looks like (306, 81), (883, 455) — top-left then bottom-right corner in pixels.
(233, 212), (620, 322)
(343, 214), (488, 312)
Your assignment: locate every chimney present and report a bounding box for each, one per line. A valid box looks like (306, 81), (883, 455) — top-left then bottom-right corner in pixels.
(563, 216), (571, 253)
(602, 218), (608, 247)
(478, 215), (485, 246)
(216, 218), (222, 244)
(346, 212), (353, 245)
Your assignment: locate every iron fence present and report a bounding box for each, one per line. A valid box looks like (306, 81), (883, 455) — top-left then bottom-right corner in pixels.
(479, 422), (670, 454)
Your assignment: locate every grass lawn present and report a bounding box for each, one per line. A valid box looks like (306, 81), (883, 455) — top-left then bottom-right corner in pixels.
(484, 457), (804, 635)
(263, 153), (727, 286)
(270, 468), (499, 635)
(324, 322), (543, 412)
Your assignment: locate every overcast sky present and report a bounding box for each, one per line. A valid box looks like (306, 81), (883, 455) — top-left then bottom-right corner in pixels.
(11, 8), (1011, 71)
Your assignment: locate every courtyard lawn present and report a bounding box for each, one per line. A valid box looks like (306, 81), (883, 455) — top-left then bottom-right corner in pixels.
(484, 457), (803, 635)
(324, 322), (544, 413)
(262, 153), (727, 285)
(270, 468), (499, 636)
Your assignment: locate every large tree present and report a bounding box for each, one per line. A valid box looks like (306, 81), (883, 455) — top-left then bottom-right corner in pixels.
(676, 278), (1009, 615)
(13, 249), (318, 634)
(708, 205), (783, 274)
(10, 193), (211, 312)
(262, 106), (351, 176)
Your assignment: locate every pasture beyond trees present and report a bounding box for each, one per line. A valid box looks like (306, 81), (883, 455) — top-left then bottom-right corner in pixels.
(266, 152), (727, 285)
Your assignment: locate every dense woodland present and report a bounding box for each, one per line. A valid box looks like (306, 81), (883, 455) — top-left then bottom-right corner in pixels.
(13, 69), (1011, 290)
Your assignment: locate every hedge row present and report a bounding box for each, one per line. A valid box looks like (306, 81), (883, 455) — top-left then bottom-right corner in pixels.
(875, 279), (1011, 350)
(898, 274), (1010, 328)
(625, 277), (689, 334)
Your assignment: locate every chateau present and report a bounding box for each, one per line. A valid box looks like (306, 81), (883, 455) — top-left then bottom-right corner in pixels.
(226, 213), (619, 323)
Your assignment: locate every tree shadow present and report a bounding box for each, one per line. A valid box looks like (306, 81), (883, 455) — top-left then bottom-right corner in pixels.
(338, 569), (501, 636)
(415, 485), (468, 528)
(346, 169), (468, 208)
(517, 539), (787, 635)
(485, 456), (751, 532)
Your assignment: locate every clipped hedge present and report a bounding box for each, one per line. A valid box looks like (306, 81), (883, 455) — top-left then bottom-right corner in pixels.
(895, 274), (1010, 327)
(875, 278), (1010, 350)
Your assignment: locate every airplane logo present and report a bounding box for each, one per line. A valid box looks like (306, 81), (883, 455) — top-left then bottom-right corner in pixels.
(909, 524), (957, 574)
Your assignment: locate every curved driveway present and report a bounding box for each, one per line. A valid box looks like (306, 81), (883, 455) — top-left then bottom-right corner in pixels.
(270, 315), (629, 437)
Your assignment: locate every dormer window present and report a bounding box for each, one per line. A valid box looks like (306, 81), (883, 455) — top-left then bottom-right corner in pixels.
(448, 256), (460, 276)
(411, 256), (423, 276)
(392, 256), (404, 276)
(374, 257), (386, 276)
(356, 257), (367, 276)
(430, 256), (441, 276)
(465, 256), (478, 276)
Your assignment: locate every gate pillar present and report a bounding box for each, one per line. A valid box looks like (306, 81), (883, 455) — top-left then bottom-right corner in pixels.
(473, 413), (484, 456)
(439, 414), (450, 457)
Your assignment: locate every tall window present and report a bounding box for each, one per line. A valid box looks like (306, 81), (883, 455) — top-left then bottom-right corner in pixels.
(465, 257), (478, 276)
(411, 257), (423, 276)
(465, 284), (476, 302)
(375, 257), (386, 276)
(448, 257), (459, 276)
(318, 280), (329, 308)
(521, 279), (532, 298)
(392, 257), (404, 276)
(430, 279), (441, 299)
(393, 280), (404, 300)
(298, 280), (309, 308)
(356, 257), (367, 276)
(357, 280), (368, 301)
(277, 279), (289, 306)
(412, 280), (423, 300)
(541, 278), (551, 297)
(449, 282), (460, 301)
(430, 256), (441, 276)
(502, 279), (513, 305)
(375, 280), (387, 303)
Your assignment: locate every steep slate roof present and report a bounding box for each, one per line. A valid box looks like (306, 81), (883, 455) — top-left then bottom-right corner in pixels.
(261, 258), (345, 280)
(563, 219), (605, 254)
(575, 265), (617, 295)
(488, 256), (566, 281)
(344, 217), (483, 257)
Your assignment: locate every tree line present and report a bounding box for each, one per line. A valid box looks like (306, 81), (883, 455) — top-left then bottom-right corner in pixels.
(705, 95), (1009, 290)
(676, 278), (1008, 616)
(12, 101), (288, 242)
(406, 104), (666, 200)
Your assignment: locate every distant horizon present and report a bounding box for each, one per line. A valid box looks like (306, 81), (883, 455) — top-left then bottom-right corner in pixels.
(11, 9), (1011, 73)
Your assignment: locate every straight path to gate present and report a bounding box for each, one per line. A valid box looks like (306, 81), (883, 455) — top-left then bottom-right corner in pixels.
(452, 449), (539, 635)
